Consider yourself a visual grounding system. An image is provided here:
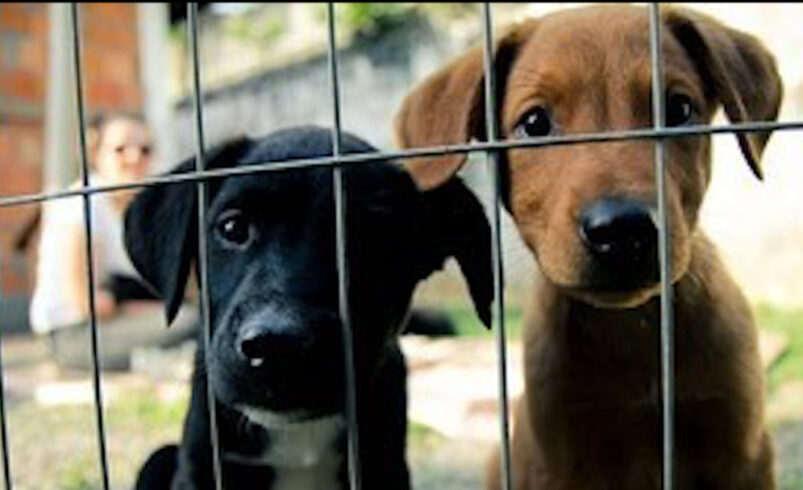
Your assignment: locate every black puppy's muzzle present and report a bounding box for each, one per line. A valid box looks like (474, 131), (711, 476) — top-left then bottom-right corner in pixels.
(212, 298), (343, 413)
(579, 198), (660, 291)
(236, 314), (314, 368)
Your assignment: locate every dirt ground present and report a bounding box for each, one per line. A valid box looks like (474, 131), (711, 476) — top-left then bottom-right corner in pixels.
(402, 334), (803, 490)
(0, 332), (800, 489)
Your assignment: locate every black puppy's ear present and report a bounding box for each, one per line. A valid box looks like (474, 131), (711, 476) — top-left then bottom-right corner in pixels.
(124, 137), (253, 324)
(124, 173), (195, 325)
(420, 179), (493, 328)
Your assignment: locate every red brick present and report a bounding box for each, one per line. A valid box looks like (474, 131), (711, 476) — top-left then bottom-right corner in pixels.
(18, 35), (47, 73)
(83, 46), (138, 86)
(84, 23), (137, 52)
(123, 84), (142, 108)
(0, 247), (32, 294)
(82, 3), (138, 36)
(85, 71), (140, 110)
(0, 6), (44, 36)
(0, 122), (43, 174)
(0, 191), (40, 294)
(0, 71), (43, 100)
(79, 28), (142, 108)
(17, 128), (43, 168)
(86, 79), (126, 107)
(1, 165), (40, 196)
(0, 125), (11, 159)
(1, 132), (21, 170)
(82, 45), (106, 80)
(106, 50), (138, 85)
(28, 5), (48, 35)
(85, 3), (137, 22)
(0, 137), (41, 191)
(0, 4), (32, 31)
(0, 4), (143, 295)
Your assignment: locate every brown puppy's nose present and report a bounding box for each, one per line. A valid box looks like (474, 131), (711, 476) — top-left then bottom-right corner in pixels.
(579, 199), (658, 265)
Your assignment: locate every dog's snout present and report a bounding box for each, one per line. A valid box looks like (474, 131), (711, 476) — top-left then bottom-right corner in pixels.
(579, 199), (658, 264)
(236, 319), (310, 367)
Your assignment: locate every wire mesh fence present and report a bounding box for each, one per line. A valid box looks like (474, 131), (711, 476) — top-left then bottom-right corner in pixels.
(0, 2), (802, 490)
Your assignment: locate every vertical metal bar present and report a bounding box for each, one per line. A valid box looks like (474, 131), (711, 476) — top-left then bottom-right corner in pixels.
(0, 249), (13, 490)
(325, 4), (362, 490)
(69, 4), (111, 489)
(648, 4), (675, 490)
(187, 4), (224, 490)
(480, 4), (513, 490)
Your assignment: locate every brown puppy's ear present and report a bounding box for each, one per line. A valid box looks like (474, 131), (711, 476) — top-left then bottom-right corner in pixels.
(393, 21), (538, 190)
(665, 8), (783, 180)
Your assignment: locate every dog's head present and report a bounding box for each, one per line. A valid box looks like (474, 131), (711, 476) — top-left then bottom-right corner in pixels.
(124, 126), (492, 419)
(394, 5), (782, 308)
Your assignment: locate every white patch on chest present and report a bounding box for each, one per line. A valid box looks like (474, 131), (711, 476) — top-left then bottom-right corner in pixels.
(228, 407), (345, 490)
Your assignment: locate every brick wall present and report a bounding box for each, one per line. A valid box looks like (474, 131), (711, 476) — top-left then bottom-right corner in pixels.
(0, 3), (143, 297)
(82, 3), (142, 111)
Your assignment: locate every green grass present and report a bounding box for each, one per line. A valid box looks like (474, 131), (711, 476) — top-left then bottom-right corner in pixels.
(407, 420), (447, 451)
(756, 304), (803, 392)
(443, 301), (803, 391)
(780, 474), (803, 490)
(112, 388), (188, 428)
(60, 456), (100, 490)
(3, 385), (188, 490)
(443, 304), (524, 338)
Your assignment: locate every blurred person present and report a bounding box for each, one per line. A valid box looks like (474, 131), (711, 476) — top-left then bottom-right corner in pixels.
(29, 113), (198, 371)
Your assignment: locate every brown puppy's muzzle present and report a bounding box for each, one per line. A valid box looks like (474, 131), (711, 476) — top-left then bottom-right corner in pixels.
(577, 198), (660, 294)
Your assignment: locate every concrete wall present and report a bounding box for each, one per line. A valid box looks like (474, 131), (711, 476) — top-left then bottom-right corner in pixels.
(171, 5), (803, 308)
(172, 15), (462, 156)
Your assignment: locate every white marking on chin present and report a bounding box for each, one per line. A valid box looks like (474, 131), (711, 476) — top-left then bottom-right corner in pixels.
(231, 406), (346, 490)
(239, 407), (316, 428)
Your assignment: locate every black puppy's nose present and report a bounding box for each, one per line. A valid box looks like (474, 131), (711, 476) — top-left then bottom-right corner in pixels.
(237, 321), (310, 367)
(579, 199), (658, 264)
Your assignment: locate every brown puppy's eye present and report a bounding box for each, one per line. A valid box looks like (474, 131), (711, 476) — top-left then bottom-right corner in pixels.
(514, 106), (553, 138)
(665, 93), (695, 127)
(216, 209), (254, 248)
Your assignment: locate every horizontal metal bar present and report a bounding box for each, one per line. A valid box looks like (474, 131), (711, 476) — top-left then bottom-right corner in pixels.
(2, 119), (803, 208)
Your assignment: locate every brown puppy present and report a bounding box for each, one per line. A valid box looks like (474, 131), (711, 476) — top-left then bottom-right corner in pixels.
(394, 5), (782, 490)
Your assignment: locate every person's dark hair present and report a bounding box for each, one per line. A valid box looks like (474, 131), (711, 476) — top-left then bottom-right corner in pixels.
(12, 111), (148, 254)
(87, 111), (147, 152)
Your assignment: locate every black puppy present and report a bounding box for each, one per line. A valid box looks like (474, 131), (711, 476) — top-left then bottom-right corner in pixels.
(128, 126), (492, 490)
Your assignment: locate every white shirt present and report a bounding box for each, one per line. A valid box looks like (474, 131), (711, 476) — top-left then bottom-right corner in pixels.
(30, 176), (140, 333)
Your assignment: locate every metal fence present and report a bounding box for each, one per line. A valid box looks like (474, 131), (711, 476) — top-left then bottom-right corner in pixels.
(1, 3), (802, 490)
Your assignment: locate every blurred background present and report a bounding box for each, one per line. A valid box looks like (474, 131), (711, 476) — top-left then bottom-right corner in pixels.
(0, 3), (801, 489)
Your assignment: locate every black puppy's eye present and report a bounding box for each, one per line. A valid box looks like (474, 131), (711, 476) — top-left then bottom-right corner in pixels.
(216, 210), (254, 248)
(514, 106), (553, 138)
(665, 93), (695, 127)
